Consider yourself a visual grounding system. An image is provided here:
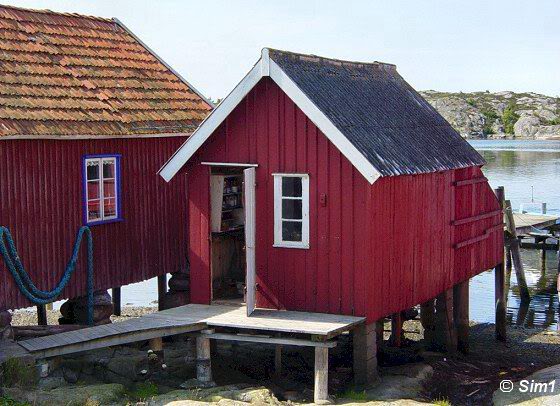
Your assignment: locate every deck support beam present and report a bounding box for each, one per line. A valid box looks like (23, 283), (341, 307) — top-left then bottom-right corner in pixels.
(353, 322), (377, 386)
(389, 312), (403, 347)
(314, 346), (330, 404)
(196, 329), (214, 385)
(112, 287), (121, 316)
(157, 274), (167, 312)
(37, 305), (47, 326)
(434, 289), (457, 352)
(274, 345), (282, 376)
(453, 280), (469, 353)
(495, 262), (507, 341)
(420, 299), (436, 346)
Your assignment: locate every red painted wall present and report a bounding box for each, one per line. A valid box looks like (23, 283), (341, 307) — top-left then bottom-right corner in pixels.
(0, 137), (189, 311)
(185, 78), (503, 321)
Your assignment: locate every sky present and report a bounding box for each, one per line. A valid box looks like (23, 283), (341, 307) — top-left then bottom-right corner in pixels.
(5, 0), (560, 100)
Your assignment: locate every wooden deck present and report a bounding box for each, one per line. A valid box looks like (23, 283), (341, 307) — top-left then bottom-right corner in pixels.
(18, 304), (364, 359)
(513, 213), (560, 235)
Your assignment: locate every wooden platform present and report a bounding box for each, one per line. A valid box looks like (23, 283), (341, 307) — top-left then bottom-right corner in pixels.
(18, 304), (364, 359)
(513, 213), (560, 235)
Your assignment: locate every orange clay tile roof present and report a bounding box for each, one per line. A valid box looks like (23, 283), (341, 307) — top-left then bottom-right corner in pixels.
(0, 4), (212, 137)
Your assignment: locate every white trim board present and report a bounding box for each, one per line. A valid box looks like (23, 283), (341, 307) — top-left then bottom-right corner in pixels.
(158, 48), (381, 184)
(1, 132), (192, 140)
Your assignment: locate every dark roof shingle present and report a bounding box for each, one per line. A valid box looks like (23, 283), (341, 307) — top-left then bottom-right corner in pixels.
(269, 49), (485, 176)
(0, 4), (211, 137)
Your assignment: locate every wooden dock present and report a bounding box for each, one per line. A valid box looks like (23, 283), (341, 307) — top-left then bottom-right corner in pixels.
(18, 304), (364, 359)
(12, 304), (365, 403)
(512, 212), (559, 235)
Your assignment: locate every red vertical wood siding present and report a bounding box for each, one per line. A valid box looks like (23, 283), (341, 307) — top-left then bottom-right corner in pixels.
(0, 137), (189, 311)
(184, 78), (503, 321)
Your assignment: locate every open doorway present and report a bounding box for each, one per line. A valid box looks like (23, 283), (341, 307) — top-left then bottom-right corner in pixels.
(210, 166), (247, 305)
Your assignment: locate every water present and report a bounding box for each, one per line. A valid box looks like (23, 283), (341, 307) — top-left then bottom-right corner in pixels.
(123, 140), (560, 329)
(469, 139), (560, 330)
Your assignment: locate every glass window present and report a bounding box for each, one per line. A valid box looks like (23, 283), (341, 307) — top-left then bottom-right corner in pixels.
(274, 174), (309, 248)
(84, 156), (121, 224)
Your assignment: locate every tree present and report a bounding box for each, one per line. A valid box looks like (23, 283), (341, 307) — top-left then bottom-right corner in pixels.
(502, 102), (519, 135)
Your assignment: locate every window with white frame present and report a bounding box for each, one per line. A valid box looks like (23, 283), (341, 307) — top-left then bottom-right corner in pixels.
(273, 174), (309, 248)
(84, 156), (121, 224)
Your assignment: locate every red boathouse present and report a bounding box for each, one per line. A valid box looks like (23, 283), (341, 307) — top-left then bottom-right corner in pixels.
(160, 49), (504, 324)
(0, 5), (212, 313)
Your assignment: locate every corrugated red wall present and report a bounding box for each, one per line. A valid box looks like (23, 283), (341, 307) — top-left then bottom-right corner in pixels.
(185, 78), (503, 322)
(0, 137), (189, 311)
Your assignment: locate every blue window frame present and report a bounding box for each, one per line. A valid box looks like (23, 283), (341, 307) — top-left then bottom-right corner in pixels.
(82, 154), (122, 225)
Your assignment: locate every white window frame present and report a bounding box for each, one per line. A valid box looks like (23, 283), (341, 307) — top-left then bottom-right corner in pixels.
(84, 156), (120, 224)
(273, 173), (310, 249)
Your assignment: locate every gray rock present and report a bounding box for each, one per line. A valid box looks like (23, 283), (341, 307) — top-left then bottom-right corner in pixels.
(493, 364), (560, 405)
(4, 383), (125, 406)
(37, 376), (66, 390)
(514, 114), (541, 137)
(535, 125), (560, 140)
(62, 366), (79, 384)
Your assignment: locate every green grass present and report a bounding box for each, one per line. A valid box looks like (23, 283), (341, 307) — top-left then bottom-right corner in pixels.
(0, 396), (30, 406)
(433, 398), (452, 406)
(128, 382), (159, 401)
(1, 358), (37, 388)
(340, 389), (368, 401)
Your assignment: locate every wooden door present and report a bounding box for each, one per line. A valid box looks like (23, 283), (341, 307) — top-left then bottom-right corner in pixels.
(244, 167), (256, 315)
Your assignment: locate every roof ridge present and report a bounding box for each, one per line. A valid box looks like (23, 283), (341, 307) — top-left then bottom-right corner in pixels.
(0, 3), (114, 23)
(266, 47), (397, 71)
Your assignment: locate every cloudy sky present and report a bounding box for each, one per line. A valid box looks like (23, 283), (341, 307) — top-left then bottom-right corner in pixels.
(6, 0), (560, 99)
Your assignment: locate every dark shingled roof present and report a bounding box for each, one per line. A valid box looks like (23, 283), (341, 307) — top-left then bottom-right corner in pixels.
(269, 49), (485, 177)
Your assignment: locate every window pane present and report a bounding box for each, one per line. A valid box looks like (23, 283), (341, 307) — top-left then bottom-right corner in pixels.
(103, 179), (116, 198)
(282, 221), (302, 242)
(104, 198), (116, 217)
(86, 160), (99, 180)
(87, 200), (101, 221)
(282, 199), (302, 219)
(103, 159), (115, 178)
(282, 177), (302, 197)
(87, 181), (100, 200)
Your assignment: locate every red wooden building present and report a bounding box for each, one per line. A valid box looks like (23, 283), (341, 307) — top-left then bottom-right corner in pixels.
(160, 49), (503, 323)
(0, 5), (212, 312)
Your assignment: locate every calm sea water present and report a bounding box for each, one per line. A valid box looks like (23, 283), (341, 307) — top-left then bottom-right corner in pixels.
(118, 140), (560, 329)
(469, 139), (560, 330)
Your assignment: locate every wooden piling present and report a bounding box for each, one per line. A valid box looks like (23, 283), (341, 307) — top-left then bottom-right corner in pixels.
(389, 312), (403, 347)
(196, 330), (214, 384)
(495, 187), (507, 341)
(112, 287), (121, 316)
(157, 274), (167, 312)
(453, 280), (469, 353)
(420, 299), (436, 346)
(314, 346), (330, 404)
(274, 345), (282, 377)
(434, 289), (456, 352)
(353, 323), (377, 385)
(37, 305), (47, 326)
(504, 199), (530, 302)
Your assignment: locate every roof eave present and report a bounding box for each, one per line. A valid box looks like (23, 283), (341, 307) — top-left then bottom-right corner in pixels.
(159, 48), (381, 184)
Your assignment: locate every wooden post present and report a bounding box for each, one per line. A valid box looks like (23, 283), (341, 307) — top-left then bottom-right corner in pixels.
(149, 337), (163, 352)
(494, 187), (507, 341)
(353, 323), (377, 386)
(37, 305), (47, 326)
(112, 287), (121, 316)
(504, 199), (530, 302)
(274, 345), (282, 377)
(434, 289), (456, 352)
(196, 330), (214, 385)
(314, 346), (330, 404)
(453, 281), (469, 353)
(157, 274), (167, 312)
(420, 299), (436, 346)
(389, 312), (402, 347)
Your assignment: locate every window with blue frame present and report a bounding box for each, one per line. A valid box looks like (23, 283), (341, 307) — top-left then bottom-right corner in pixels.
(83, 155), (121, 224)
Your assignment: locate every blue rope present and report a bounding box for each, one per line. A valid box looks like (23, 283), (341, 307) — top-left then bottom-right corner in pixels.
(0, 226), (94, 325)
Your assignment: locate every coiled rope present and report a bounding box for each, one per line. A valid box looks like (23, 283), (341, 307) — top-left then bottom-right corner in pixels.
(0, 226), (94, 325)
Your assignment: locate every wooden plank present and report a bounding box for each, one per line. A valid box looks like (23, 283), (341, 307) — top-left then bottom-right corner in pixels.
(204, 332), (337, 348)
(314, 347), (330, 404)
(452, 209), (502, 226)
(453, 177), (488, 187)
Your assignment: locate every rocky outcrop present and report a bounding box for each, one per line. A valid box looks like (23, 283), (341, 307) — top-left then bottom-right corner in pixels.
(4, 383), (126, 406)
(420, 90), (560, 139)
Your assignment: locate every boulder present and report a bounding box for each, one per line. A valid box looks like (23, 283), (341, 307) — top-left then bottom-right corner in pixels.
(147, 385), (281, 405)
(535, 125), (560, 140)
(0, 310), (11, 327)
(59, 290), (113, 325)
(427, 97), (485, 137)
(514, 114), (541, 137)
(493, 364), (560, 405)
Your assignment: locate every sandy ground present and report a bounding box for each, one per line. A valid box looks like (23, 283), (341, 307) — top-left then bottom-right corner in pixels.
(9, 307), (560, 405)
